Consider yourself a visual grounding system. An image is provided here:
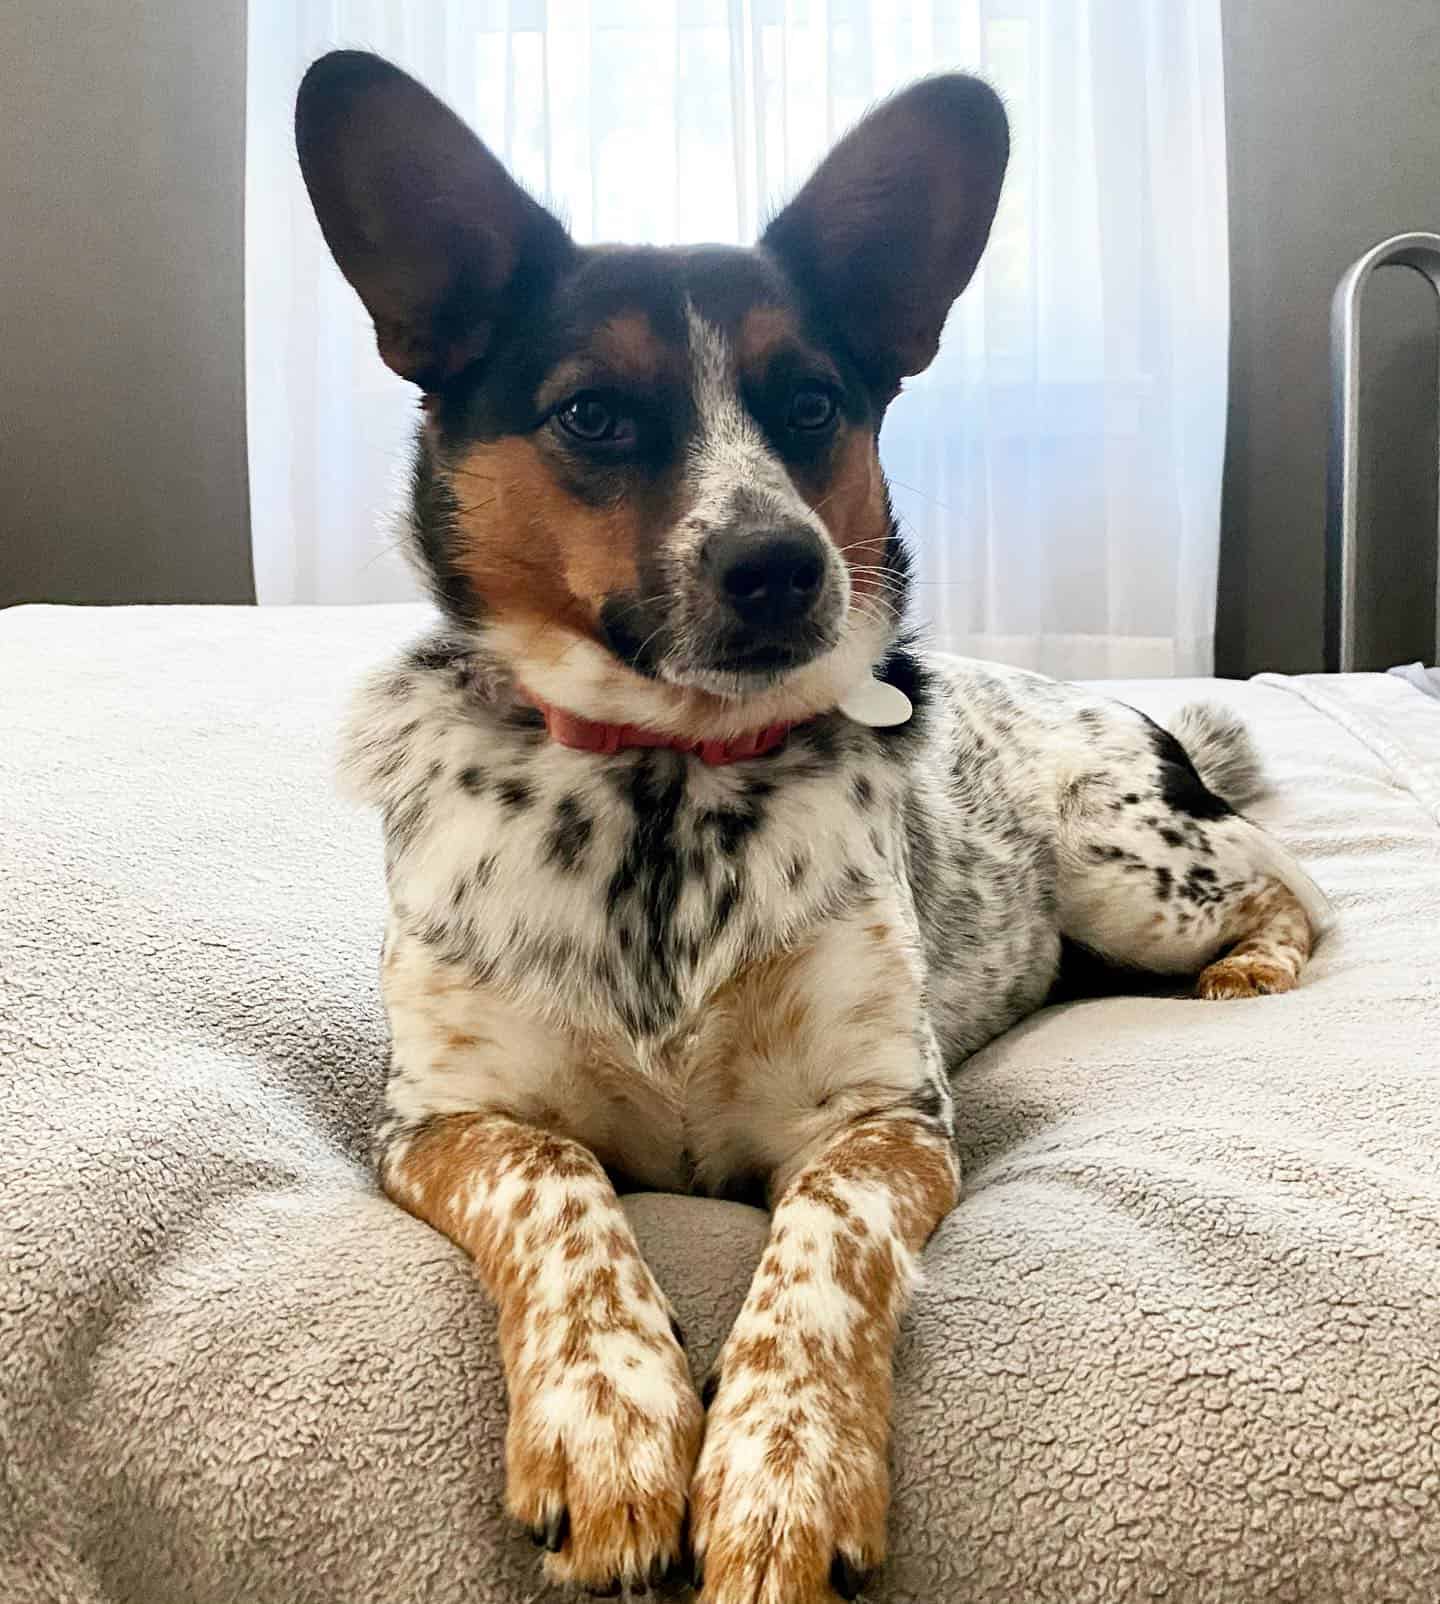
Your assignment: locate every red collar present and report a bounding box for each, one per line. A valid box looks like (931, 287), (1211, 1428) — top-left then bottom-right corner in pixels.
(526, 691), (794, 765)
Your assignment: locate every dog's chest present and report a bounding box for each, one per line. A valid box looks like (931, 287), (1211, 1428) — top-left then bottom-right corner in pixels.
(367, 692), (902, 1042)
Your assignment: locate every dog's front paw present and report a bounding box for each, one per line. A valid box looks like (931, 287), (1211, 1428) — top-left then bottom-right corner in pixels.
(688, 1344), (889, 1602)
(505, 1314), (702, 1593)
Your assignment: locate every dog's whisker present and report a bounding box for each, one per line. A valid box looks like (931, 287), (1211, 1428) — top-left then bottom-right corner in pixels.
(886, 474), (953, 513)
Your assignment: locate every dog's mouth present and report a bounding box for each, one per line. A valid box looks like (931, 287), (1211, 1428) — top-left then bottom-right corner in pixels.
(657, 634), (833, 696)
(598, 589), (839, 695)
(708, 642), (813, 675)
(526, 579), (895, 735)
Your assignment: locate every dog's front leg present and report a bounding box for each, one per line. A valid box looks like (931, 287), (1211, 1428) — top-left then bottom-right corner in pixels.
(382, 1110), (701, 1593)
(687, 907), (959, 1603)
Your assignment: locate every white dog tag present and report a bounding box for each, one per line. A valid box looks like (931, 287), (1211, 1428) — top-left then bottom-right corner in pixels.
(839, 674), (913, 728)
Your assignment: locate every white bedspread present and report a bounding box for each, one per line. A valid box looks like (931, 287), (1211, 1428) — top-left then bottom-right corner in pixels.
(3, 603), (1438, 1604)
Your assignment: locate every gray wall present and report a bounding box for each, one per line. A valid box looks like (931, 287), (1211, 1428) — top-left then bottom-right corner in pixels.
(1219, 0), (1440, 675)
(0, 0), (254, 608)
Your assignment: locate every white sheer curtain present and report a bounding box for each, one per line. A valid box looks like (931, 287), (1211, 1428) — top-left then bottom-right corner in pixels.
(246, 0), (1228, 677)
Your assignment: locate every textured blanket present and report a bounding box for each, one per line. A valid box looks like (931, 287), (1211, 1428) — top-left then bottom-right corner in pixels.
(3, 603), (1439, 1604)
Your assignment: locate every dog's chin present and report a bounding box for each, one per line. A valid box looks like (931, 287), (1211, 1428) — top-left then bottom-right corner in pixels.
(493, 607), (892, 741)
(658, 644), (821, 701)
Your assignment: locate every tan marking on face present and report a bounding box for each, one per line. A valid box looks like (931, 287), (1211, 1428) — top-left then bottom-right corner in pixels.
(593, 311), (673, 381)
(449, 435), (646, 659)
(736, 305), (805, 369)
(826, 429), (891, 602)
(537, 313), (679, 412)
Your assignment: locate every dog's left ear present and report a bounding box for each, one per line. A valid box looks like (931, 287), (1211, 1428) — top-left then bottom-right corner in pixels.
(763, 75), (1009, 399)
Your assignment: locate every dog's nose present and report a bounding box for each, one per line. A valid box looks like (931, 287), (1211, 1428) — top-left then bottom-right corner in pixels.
(704, 529), (826, 634)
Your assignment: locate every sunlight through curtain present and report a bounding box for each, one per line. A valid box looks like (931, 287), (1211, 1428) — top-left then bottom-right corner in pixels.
(247, 0), (1228, 676)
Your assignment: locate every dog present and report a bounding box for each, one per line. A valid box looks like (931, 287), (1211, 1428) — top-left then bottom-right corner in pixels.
(296, 51), (1331, 1603)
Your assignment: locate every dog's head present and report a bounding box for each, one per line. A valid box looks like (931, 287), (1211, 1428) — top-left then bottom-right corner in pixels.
(297, 52), (1007, 736)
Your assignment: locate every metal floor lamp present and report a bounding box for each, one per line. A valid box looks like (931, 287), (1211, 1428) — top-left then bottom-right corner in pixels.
(1326, 231), (1440, 672)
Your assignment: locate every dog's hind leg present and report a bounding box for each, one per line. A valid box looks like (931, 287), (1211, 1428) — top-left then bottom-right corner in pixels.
(1194, 876), (1314, 999)
(1055, 705), (1331, 996)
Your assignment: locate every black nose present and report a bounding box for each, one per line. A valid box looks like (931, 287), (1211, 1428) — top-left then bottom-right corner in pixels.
(704, 529), (826, 634)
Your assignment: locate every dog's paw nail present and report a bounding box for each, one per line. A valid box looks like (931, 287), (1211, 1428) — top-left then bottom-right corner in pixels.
(830, 1552), (872, 1599)
(700, 1370), (720, 1408)
(538, 1506), (568, 1553)
(584, 1584), (622, 1599)
(690, 1552), (705, 1592)
(669, 1314), (686, 1348)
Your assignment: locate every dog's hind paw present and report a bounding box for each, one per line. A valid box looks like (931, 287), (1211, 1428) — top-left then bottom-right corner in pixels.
(1195, 952), (1300, 999)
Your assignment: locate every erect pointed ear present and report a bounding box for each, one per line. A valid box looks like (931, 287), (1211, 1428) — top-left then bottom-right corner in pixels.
(295, 51), (574, 389)
(762, 75), (1009, 399)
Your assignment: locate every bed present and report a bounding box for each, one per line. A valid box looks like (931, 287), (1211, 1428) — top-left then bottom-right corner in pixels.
(3, 602), (1439, 1604)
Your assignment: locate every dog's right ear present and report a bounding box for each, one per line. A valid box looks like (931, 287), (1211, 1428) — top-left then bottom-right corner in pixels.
(296, 51), (573, 389)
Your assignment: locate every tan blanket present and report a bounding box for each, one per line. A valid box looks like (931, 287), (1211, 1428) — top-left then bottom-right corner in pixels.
(3, 603), (1438, 1604)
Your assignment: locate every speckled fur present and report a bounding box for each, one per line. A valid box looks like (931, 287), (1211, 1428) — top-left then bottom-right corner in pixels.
(351, 637), (1331, 1599)
(299, 51), (1332, 1603)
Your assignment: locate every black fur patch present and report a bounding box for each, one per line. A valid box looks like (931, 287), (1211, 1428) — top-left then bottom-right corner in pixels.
(1048, 939), (1186, 1003)
(545, 796), (594, 873)
(702, 803), (765, 857)
(604, 756), (689, 1037)
(409, 440), (481, 624)
(497, 778), (535, 813)
(906, 1081), (947, 1123)
(1144, 717), (1232, 823)
(404, 634), (470, 673)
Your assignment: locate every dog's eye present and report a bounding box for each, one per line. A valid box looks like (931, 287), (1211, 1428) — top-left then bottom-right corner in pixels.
(786, 385), (838, 433)
(555, 393), (635, 446)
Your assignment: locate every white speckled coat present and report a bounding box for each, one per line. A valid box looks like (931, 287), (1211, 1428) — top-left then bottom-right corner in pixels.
(299, 48), (1332, 1602)
(349, 639), (1328, 1200)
